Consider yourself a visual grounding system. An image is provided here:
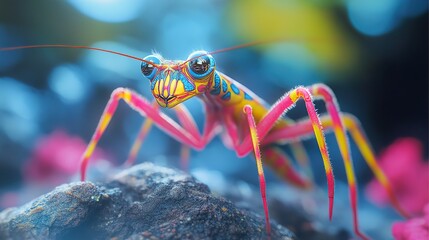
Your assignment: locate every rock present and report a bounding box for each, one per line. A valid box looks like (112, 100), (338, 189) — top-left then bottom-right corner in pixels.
(0, 163), (295, 240)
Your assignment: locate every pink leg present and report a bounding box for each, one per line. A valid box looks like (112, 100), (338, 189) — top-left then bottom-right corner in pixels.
(260, 84), (408, 238)
(310, 84), (368, 240)
(243, 105), (271, 239)
(222, 112), (312, 188)
(264, 113), (410, 219)
(80, 87), (214, 181)
(125, 103), (200, 168)
(235, 87), (335, 221)
(255, 84), (365, 239)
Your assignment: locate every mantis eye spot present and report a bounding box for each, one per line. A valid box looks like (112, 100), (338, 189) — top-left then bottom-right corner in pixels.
(141, 55), (161, 80)
(186, 51), (215, 79)
(190, 56), (210, 75)
(141, 62), (155, 77)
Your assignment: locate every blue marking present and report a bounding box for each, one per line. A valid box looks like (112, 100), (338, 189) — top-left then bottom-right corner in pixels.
(230, 83), (240, 95)
(222, 79), (227, 93)
(179, 73), (195, 91)
(210, 73), (221, 95)
(214, 73), (220, 89)
(221, 91), (231, 101)
(244, 92), (253, 100)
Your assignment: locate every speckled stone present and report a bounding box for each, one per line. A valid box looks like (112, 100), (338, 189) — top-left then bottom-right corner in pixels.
(0, 163), (295, 240)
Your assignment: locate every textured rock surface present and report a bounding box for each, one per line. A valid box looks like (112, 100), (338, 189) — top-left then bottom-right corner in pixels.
(0, 163), (295, 240)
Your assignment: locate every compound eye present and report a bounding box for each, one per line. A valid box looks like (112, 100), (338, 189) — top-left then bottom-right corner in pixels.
(141, 55), (161, 80)
(187, 51), (215, 79)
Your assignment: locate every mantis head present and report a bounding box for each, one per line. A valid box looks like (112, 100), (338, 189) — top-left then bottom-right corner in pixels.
(141, 51), (216, 108)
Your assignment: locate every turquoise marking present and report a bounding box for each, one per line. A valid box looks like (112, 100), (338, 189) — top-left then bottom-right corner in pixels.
(179, 73), (195, 91)
(230, 83), (240, 95)
(210, 73), (221, 95)
(214, 73), (220, 88)
(244, 92), (253, 100)
(221, 91), (231, 101)
(222, 79), (227, 92)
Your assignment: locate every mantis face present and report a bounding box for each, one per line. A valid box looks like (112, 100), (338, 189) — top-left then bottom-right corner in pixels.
(141, 51), (216, 108)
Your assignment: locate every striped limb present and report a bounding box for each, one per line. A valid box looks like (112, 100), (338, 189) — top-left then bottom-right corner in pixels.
(262, 84), (409, 239)
(125, 103), (197, 171)
(232, 87), (335, 221)
(311, 84), (367, 240)
(261, 83), (366, 239)
(264, 113), (410, 219)
(244, 105), (271, 239)
(80, 87), (218, 181)
(222, 115), (313, 189)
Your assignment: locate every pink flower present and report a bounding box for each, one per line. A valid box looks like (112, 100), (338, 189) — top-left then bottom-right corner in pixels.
(365, 137), (429, 215)
(23, 130), (106, 184)
(392, 203), (429, 240)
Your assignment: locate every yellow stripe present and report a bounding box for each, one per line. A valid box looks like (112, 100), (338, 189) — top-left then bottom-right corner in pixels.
(170, 79), (177, 96)
(351, 128), (388, 186)
(250, 128), (264, 175)
(100, 113), (112, 132)
(289, 89), (299, 102)
(312, 123), (325, 149)
(84, 142), (97, 158)
(332, 125), (357, 186)
(123, 90), (131, 103)
(153, 81), (160, 95)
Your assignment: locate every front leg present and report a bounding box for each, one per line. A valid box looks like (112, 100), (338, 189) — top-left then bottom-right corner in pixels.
(80, 87), (209, 181)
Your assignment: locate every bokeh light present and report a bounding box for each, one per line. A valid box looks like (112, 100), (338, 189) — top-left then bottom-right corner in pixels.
(48, 64), (89, 104)
(67, 0), (145, 23)
(0, 78), (40, 143)
(347, 0), (400, 36)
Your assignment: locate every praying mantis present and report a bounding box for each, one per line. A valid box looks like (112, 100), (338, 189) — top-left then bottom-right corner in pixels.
(0, 42), (410, 239)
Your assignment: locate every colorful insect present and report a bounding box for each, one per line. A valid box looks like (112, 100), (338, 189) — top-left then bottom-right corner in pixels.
(0, 42), (410, 239)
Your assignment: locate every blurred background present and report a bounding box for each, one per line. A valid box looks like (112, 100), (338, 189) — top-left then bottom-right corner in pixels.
(0, 0), (427, 238)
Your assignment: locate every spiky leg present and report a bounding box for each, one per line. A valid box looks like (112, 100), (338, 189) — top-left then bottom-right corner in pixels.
(257, 83), (367, 239)
(244, 105), (271, 239)
(309, 84), (368, 239)
(235, 87), (335, 221)
(80, 87), (215, 181)
(222, 113), (311, 188)
(260, 84), (409, 238)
